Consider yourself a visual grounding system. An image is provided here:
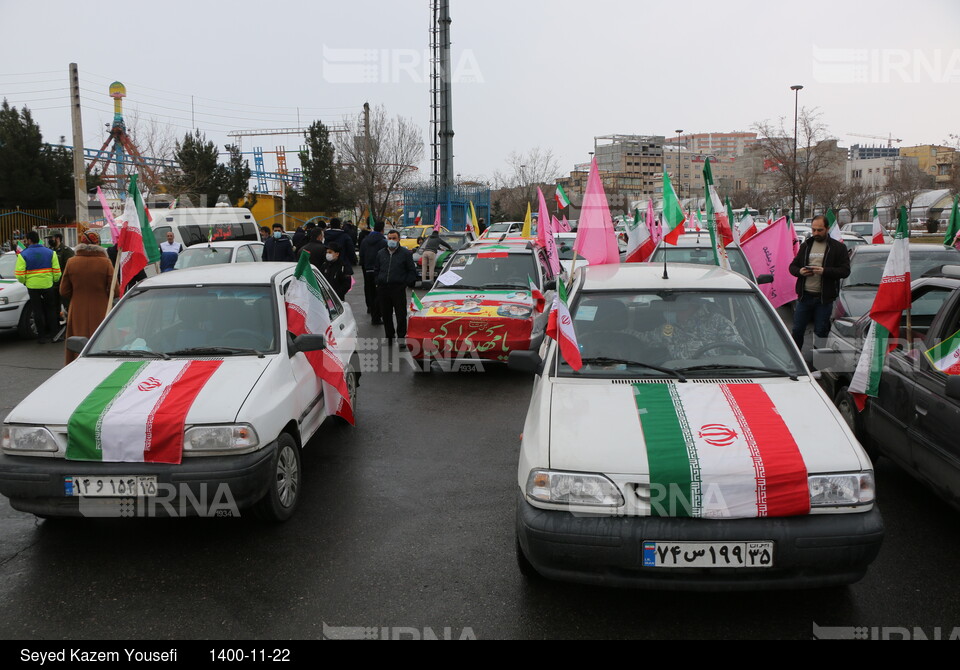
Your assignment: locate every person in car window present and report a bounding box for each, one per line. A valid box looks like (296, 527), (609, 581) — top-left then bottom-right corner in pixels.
(637, 297), (744, 360)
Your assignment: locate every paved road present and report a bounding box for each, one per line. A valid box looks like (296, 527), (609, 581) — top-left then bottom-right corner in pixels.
(0, 290), (958, 640)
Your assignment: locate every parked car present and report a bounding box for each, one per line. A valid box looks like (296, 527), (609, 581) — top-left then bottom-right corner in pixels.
(0, 251), (37, 338)
(842, 222), (890, 245)
(649, 233), (759, 284)
(173, 241), (265, 270)
(0, 263), (360, 521)
(412, 232), (474, 280)
(398, 224), (449, 250)
(831, 245), (960, 322)
(407, 238), (557, 371)
(817, 266), (960, 512)
(840, 232), (868, 253)
(480, 222), (525, 238)
(510, 262), (883, 589)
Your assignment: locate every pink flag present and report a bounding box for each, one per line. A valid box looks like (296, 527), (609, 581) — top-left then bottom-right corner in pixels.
(536, 187), (551, 249)
(560, 215), (571, 233)
(433, 205), (442, 232)
(572, 157), (619, 265)
(542, 214), (561, 277)
(96, 186), (120, 244)
(741, 216), (798, 308)
(646, 197), (660, 246)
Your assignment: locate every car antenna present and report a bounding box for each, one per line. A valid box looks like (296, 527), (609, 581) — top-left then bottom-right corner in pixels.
(659, 214), (669, 280)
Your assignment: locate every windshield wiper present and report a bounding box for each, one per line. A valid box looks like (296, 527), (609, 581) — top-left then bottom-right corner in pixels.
(89, 349), (170, 360)
(167, 346), (265, 358)
(842, 283), (880, 288)
(580, 357), (687, 382)
(675, 363), (799, 381)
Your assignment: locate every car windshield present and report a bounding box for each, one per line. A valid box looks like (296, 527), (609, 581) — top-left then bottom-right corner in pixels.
(844, 248), (960, 286)
(650, 245), (754, 280)
(555, 236), (577, 260)
(440, 252), (539, 289)
(558, 290), (804, 378)
(0, 254), (16, 279)
(174, 246), (234, 269)
(847, 224), (873, 235)
(87, 285), (277, 356)
(400, 227), (426, 239)
(420, 233), (469, 251)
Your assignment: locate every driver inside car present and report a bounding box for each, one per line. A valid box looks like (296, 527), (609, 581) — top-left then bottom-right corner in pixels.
(638, 295), (744, 361)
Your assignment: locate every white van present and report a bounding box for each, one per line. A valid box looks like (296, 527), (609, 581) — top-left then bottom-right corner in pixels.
(150, 207), (260, 249)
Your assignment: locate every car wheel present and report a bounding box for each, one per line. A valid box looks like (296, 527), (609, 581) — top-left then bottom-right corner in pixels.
(253, 434), (301, 522)
(835, 386), (879, 461)
(17, 307), (36, 340)
(516, 535), (541, 580)
(335, 365), (358, 425)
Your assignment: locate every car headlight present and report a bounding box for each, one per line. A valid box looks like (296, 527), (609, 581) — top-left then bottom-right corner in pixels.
(526, 469), (624, 507)
(0, 297), (8, 305)
(183, 425), (259, 452)
(809, 472), (875, 507)
(2, 425), (58, 452)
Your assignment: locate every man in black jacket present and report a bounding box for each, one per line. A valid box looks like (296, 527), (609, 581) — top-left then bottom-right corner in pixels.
(262, 223), (295, 262)
(788, 215), (851, 350)
(359, 220), (388, 324)
(374, 229), (417, 344)
(322, 218), (356, 270)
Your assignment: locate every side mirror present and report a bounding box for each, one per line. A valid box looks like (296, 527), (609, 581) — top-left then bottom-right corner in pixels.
(508, 350), (543, 375)
(66, 336), (89, 354)
(543, 280), (557, 292)
(289, 333), (326, 355)
(946, 376), (960, 401)
(756, 274), (773, 285)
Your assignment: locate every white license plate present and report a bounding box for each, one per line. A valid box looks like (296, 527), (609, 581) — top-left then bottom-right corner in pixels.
(66, 476), (158, 497)
(642, 541), (774, 568)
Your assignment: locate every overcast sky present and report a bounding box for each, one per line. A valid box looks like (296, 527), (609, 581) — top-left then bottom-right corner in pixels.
(2, 0), (958, 183)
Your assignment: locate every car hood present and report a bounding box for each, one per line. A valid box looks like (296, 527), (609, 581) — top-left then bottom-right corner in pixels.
(6, 356), (272, 426)
(0, 279), (27, 299)
(548, 378), (864, 476)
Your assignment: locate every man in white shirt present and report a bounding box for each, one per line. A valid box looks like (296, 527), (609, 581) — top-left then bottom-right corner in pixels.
(159, 232), (183, 272)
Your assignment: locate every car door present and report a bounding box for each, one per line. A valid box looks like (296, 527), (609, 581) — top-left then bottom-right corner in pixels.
(908, 291), (960, 504)
(234, 245), (256, 264)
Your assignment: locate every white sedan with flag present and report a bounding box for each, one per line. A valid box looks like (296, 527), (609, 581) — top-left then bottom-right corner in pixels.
(0, 261), (358, 521)
(509, 263), (883, 590)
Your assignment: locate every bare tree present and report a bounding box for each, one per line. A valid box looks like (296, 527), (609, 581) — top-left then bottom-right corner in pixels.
(807, 174), (846, 218)
(884, 160), (935, 222)
(752, 108), (845, 218)
(125, 110), (179, 197)
(491, 147), (561, 220)
(336, 105), (424, 221)
(840, 181), (879, 222)
(730, 184), (783, 217)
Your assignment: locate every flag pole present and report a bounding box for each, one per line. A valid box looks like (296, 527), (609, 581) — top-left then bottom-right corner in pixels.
(107, 240), (122, 310)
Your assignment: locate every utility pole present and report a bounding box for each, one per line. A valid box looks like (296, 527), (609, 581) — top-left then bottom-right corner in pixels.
(69, 63), (88, 230)
(363, 102), (374, 220)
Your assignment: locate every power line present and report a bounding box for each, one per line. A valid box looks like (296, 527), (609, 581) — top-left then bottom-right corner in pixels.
(0, 87), (67, 95)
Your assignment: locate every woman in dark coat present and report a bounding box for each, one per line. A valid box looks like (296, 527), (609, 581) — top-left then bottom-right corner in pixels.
(60, 234), (113, 364)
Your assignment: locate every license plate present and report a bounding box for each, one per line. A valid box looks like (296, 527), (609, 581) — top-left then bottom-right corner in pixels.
(66, 476), (158, 497)
(642, 541), (774, 568)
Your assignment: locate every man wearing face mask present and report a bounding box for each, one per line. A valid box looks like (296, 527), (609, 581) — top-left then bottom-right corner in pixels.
(638, 295), (743, 361)
(374, 229), (418, 345)
(262, 223), (295, 262)
(319, 242), (352, 300)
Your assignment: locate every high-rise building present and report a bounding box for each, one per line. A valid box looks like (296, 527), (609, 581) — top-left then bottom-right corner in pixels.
(849, 144), (899, 160)
(678, 132), (757, 157)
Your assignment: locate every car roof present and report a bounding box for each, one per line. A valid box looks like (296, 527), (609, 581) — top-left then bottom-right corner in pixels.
(182, 240), (261, 249)
(577, 262), (754, 291)
(662, 234), (743, 249)
(136, 262), (292, 287)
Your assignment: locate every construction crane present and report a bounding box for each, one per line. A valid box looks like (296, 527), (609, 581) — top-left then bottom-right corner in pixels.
(848, 132), (903, 148)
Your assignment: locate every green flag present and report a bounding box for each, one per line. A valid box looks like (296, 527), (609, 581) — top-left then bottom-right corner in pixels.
(944, 195), (960, 248)
(129, 175), (161, 264)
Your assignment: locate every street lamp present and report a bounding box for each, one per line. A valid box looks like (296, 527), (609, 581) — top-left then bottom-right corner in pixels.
(790, 84), (803, 219)
(675, 129), (684, 200)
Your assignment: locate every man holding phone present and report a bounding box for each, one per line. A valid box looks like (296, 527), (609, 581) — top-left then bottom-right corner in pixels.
(788, 215), (850, 351)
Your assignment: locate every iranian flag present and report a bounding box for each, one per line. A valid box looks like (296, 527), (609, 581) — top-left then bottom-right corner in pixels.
(632, 383), (810, 518)
(546, 279), (582, 371)
(408, 291), (424, 314)
(625, 207), (655, 263)
(826, 209), (842, 241)
(527, 275), (545, 313)
(703, 165), (732, 271)
(116, 174), (160, 296)
(66, 360), (223, 463)
(556, 183), (571, 210)
(738, 209), (758, 244)
(414, 210), (422, 225)
(285, 253), (355, 425)
(871, 206), (885, 245)
(924, 327), (960, 375)
(849, 207), (911, 410)
(662, 170), (686, 245)
(943, 195), (960, 248)
(703, 158), (734, 247)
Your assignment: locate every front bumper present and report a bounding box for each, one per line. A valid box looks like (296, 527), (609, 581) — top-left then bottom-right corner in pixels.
(517, 491), (884, 591)
(0, 301), (24, 328)
(0, 443), (278, 518)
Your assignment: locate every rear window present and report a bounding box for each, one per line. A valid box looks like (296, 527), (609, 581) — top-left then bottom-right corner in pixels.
(179, 222), (257, 246)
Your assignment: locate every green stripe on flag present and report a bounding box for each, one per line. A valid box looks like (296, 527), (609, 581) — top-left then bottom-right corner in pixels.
(632, 384), (698, 517)
(66, 362), (148, 461)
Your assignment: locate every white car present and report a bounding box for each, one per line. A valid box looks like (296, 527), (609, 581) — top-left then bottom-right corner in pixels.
(649, 233), (761, 284)
(510, 263), (883, 589)
(0, 263), (359, 521)
(0, 251), (37, 338)
(554, 233), (591, 275)
(173, 240), (265, 270)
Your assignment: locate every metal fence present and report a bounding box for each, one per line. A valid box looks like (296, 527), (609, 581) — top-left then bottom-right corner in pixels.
(0, 209), (75, 250)
(401, 186), (491, 232)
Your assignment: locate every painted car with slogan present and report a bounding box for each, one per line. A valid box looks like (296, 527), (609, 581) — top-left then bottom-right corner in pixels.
(406, 238), (558, 371)
(0, 262), (359, 521)
(509, 263), (883, 590)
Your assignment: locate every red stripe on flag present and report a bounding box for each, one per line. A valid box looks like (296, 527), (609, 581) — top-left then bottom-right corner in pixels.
(722, 384), (810, 517)
(144, 360), (223, 464)
(305, 350), (355, 425)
